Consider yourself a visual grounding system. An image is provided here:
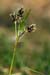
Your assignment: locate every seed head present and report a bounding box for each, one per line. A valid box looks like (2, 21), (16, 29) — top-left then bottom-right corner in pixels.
(26, 24), (36, 32)
(17, 8), (24, 17)
(10, 12), (16, 22)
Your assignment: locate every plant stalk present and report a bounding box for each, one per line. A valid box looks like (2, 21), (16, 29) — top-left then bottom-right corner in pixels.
(9, 21), (19, 75)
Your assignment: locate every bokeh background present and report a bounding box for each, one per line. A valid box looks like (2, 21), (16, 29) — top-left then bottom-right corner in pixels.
(0, 0), (50, 75)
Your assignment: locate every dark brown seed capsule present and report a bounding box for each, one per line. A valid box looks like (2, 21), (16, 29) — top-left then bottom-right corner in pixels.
(27, 25), (34, 32)
(10, 12), (17, 22)
(17, 8), (24, 17)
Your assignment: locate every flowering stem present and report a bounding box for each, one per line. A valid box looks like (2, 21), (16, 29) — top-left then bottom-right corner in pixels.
(9, 21), (19, 75)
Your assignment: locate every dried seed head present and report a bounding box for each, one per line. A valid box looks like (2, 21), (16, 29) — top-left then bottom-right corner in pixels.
(10, 8), (24, 23)
(17, 8), (24, 17)
(10, 12), (16, 22)
(26, 24), (36, 32)
(31, 24), (36, 32)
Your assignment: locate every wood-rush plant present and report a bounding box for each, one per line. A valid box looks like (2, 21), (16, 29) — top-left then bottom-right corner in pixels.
(9, 8), (31, 75)
(9, 8), (43, 75)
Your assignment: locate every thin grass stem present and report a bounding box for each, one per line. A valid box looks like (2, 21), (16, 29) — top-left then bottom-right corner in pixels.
(9, 21), (19, 75)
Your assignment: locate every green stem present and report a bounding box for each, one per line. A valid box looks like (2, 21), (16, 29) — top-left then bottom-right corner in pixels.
(9, 21), (18, 75)
(27, 67), (44, 75)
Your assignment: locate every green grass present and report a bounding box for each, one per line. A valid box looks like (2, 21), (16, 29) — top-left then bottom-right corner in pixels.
(0, 32), (50, 75)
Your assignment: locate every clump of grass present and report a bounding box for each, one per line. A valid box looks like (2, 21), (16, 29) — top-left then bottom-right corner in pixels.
(32, 41), (50, 75)
(0, 34), (12, 67)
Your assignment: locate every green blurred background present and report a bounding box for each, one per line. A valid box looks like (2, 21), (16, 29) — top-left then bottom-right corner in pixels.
(0, 0), (50, 75)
